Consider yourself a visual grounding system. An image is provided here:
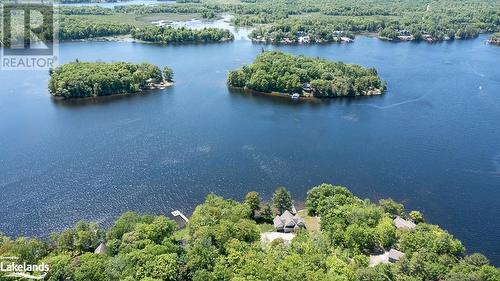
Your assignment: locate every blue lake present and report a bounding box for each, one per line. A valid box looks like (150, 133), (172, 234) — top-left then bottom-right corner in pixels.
(0, 34), (499, 264)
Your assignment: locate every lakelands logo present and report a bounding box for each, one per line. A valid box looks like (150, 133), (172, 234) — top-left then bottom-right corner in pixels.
(0, 257), (49, 280)
(1, 1), (59, 70)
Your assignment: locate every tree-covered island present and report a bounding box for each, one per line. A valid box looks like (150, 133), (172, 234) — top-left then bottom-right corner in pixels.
(131, 26), (234, 44)
(0, 184), (498, 280)
(227, 51), (385, 98)
(48, 61), (174, 99)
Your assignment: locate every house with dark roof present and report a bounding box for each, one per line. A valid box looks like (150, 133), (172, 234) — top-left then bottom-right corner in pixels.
(273, 210), (306, 233)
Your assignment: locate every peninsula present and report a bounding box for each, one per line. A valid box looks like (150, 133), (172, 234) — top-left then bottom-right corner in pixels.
(48, 61), (173, 99)
(0, 184), (498, 280)
(227, 51), (385, 98)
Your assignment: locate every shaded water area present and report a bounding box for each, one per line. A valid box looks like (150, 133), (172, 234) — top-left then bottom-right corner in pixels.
(0, 34), (499, 264)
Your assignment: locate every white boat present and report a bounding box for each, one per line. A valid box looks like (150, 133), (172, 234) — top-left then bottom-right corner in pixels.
(291, 93), (300, 99)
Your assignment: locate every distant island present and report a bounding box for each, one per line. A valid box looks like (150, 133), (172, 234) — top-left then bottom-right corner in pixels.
(227, 51), (385, 98)
(0, 183), (498, 280)
(489, 33), (500, 46)
(48, 61), (173, 99)
(131, 26), (234, 44)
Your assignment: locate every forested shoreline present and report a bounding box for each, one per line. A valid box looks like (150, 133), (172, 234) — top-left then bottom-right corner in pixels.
(228, 51), (385, 98)
(45, 0), (499, 44)
(0, 184), (498, 280)
(48, 61), (173, 99)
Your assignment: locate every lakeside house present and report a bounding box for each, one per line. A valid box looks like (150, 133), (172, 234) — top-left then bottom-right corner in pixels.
(369, 248), (406, 266)
(422, 33), (434, 42)
(396, 30), (414, 41)
(340, 37), (353, 43)
(393, 216), (416, 230)
(273, 210), (306, 232)
(302, 82), (312, 92)
(94, 242), (107, 255)
(388, 249), (405, 262)
(298, 35), (311, 44)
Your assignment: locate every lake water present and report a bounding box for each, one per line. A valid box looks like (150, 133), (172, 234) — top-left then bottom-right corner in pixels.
(0, 34), (499, 264)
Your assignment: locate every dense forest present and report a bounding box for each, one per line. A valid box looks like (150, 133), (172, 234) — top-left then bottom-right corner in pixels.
(59, 17), (133, 40)
(48, 61), (172, 98)
(0, 184), (498, 280)
(131, 26), (234, 43)
(33, 0), (498, 43)
(228, 51), (384, 97)
(234, 0), (499, 43)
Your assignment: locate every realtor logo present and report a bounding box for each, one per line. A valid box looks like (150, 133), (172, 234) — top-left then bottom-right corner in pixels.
(0, 256), (49, 280)
(1, 1), (58, 70)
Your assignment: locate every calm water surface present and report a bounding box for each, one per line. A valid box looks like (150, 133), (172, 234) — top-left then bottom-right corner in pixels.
(0, 35), (499, 264)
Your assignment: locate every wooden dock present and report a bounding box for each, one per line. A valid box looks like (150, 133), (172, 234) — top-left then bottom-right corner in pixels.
(171, 210), (189, 223)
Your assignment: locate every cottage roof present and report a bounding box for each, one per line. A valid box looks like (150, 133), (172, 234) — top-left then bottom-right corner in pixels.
(94, 242), (107, 255)
(393, 216), (416, 230)
(273, 211), (306, 229)
(273, 216), (284, 228)
(388, 249), (405, 261)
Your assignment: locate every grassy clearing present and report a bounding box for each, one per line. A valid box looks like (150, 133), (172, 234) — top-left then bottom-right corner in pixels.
(173, 228), (189, 241)
(136, 12), (201, 23)
(69, 14), (149, 26)
(258, 223), (275, 233)
(297, 209), (321, 233)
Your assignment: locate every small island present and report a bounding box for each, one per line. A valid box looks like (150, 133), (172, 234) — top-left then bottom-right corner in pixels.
(48, 61), (173, 99)
(488, 33), (500, 46)
(227, 51), (385, 99)
(131, 26), (234, 44)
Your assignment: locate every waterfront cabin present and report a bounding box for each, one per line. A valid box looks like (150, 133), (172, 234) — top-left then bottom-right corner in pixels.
(298, 35), (311, 44)
(422, 33), (434, 42)
(393, 216), (416, 230)
(398, 30), (411, 36)
(388, 249), (405, 262)
(369, 248), (406, 266)
(273, 210), (305, 232)
(94, 242), (107, 255)
(302, 83), (312, 92)
(340, 37), (353, 43)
